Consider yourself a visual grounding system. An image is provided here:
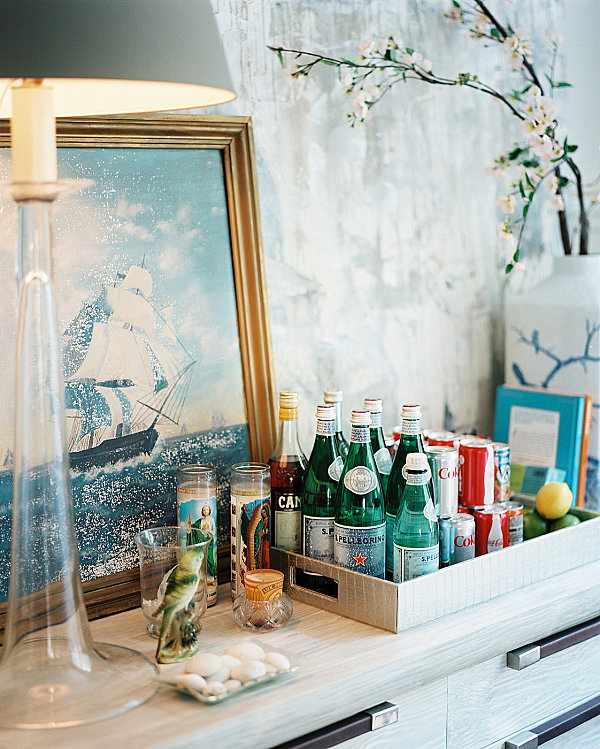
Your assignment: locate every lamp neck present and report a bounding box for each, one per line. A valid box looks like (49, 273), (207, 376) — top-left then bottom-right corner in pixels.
(16, 202), (53, 288)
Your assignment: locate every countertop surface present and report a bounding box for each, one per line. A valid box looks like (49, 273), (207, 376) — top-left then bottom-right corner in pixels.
(2, 560), (600, 749)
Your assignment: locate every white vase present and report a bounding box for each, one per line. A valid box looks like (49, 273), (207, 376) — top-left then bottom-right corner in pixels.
(504, 255), (600, 511)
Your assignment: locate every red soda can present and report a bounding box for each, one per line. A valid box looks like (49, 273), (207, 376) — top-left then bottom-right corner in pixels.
(473, 505), (509, 556)
(458, 505), (473, 514)
(427, 431), (461, 448)
(459, 437), (495, 507)
(493, 442), (511, 502)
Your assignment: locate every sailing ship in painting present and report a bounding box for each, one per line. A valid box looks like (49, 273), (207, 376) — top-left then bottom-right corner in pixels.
(63, 264), (195, 471)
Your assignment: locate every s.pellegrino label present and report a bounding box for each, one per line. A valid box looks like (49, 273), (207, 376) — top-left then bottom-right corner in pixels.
(303, 515), (334, 562)
(343, 466), (378, 495)
(374, 447), (392, 475)
(316, 418), (336, 437)
(334, 523), (385, 578)
(328, 455), (344, 481)
(401, 418), (421, 436)
(393, 544), (439, 583)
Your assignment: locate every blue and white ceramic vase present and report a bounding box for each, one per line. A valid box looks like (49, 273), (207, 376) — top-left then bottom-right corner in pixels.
(504, 255), (600, 511)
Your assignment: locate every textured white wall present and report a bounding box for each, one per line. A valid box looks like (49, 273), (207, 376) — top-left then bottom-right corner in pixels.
(206, 0), (562, 449)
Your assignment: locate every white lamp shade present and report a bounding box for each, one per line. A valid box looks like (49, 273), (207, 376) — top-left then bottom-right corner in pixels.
(0, 0), (235, 115)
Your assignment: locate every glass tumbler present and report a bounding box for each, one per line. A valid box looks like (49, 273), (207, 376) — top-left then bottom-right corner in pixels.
(134, 526), (211, 639)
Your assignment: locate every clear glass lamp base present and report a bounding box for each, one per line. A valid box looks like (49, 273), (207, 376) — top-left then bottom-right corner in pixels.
(0, 640), (157, 729)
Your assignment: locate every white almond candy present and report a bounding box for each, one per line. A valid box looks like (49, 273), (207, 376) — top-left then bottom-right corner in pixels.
(230, 659), (267, 682)
(185, 652), (222, 678)
(224, 679), (242, 691)
(169, 673), (207, 691)
(265, 663), (278, 675)
(203, 680), (227, 697)
(265, 651), (291, 672)
(223, 642), (265, 662)
(220, 654), (242, 670)
(211, 666), (230, 683)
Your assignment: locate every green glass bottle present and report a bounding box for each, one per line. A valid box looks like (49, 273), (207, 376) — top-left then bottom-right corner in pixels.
(393, 452), (439, 582)
(334, 410), (385, 579)
(324, 388), (349, 459)
(363, 397), (392, 497)
(302, 405), (343, 563)
(385, 404), (429, 576)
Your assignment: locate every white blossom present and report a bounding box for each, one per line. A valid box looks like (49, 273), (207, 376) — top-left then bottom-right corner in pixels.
(401, 51), (423, 65)
(359, 41), (376, 58)
(340, 69), (354, 89)
(485, 165), (507, 181)
(497, 194), (517, 214)
(546, 29), (564, 46)
(549, 193), (565, 212)
(496, 223), (518, 250)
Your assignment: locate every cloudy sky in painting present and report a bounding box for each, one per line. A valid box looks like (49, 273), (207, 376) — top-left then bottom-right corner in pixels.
(0, 147), (246, 450)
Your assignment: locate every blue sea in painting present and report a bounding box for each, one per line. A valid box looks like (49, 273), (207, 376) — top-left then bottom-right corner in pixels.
(0, 424), (248, 601)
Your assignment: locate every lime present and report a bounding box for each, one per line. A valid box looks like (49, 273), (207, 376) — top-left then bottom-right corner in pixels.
(549, 513), (581, 532)
(523, 510), (548, 540)
(535, 482), (573, 520)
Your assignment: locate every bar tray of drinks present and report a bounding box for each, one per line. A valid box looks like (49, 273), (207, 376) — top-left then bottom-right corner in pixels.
(271, 499), (600, 633)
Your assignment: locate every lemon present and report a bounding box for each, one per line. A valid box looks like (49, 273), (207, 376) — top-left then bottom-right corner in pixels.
(523, 510), (548, 540)
(535, 482), (573, 520)
(549, 513), (581, 532)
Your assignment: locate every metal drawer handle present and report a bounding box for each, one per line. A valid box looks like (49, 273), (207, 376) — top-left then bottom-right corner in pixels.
(507, 615), (600, 670)
(504, 693), (600, 748)
(273, 702), (398, 749)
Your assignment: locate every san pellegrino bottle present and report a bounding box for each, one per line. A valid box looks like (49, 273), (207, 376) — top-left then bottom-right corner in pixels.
(385, 404), (429, 576)
(393, 452), (439, 582)
(269, 391), (307, 552)
(364, 398), (392, 497)
(334, 410), (386, 579)
(324, 388), (349, 459)
(302, 405), (343, 563)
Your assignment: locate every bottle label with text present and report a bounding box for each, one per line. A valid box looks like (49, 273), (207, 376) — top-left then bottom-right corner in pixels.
(273, 491), (301, 552)
(303, 515), (334, 562)
(393, 544), (439, 582)
(316, 419), (336, 437)
(350, 425), (370, 443)
(334, 523), (385, 578)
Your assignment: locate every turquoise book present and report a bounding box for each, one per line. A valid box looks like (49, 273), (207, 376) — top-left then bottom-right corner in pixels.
(493, 384), (589, 503)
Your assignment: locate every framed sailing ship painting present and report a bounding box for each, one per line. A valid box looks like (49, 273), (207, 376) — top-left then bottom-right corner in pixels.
(0, 115), (276, 625)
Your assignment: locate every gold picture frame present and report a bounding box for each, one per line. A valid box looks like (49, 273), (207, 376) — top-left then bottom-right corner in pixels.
(0, 115), (276, 629)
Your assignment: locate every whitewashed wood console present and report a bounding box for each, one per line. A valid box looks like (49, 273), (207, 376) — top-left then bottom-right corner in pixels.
(2, 561), (600, 749)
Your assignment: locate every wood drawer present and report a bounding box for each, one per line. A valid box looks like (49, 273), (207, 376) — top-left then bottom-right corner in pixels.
(274, 678), (446, 749)
(447, 628), (600, 748)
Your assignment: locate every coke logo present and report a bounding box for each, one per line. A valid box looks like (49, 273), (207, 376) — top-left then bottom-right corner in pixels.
(439, 466), (459, 480)
(488, 539), (504, 548)
(454, 534), (474, 548)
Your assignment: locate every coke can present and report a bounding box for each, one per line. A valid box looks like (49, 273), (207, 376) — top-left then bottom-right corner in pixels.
(493, 442), (511, 502)
(499, 500), (523, 546)
(457, 505), (473, 514)
(473, 505), (509, 556)
(427, 431), (461, 448)
(440, 513), (475, 567)
(459, 437), (495, 507)
(425, 445), (459, 516)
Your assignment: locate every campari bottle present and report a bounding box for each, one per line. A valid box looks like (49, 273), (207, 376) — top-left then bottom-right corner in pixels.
(364, 398), (392, 497)
(323, 388), (349, 459)
(385, 404), (429, 577)
(269, 391), (307, 552)
(334, 410), (385, 579)
(393, 452), (439, 582)
(302, 405), (343, 563)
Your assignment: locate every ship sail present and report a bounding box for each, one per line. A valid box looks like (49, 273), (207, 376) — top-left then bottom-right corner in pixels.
(64, 264), (194, 467)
